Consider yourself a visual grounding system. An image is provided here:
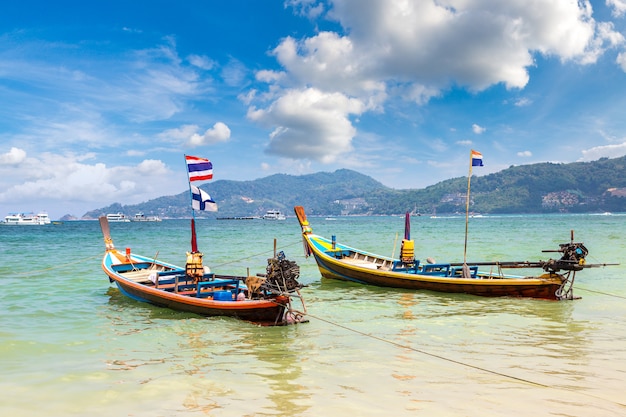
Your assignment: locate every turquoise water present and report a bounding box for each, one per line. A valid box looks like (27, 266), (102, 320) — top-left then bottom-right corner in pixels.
(1, 214), (625, 416)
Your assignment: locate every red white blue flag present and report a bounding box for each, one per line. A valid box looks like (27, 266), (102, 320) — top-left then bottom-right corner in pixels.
(186, 155), (213, 182)
(190, 185), (217, 212)
(471, 150), (484, 167)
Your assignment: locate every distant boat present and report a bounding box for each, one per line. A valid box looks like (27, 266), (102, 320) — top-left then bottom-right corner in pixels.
(131, 212), (162, 222)
(2, 212), (51, 225)
(262, 210), (286, 220)
(106, 213), (131, 222)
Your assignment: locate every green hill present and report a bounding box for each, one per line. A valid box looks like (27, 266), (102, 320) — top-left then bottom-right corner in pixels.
(83, 156), (626, 218)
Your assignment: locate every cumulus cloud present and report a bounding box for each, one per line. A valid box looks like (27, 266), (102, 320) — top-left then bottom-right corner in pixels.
(0, 153), (179, 216)
(0, 147), (27, 165)
(136, 159), (168, 174)
(247, 87), (364, 163)
(517, 150), (533, 157)
(188, 122), (231, 146)
(472, 124), (486, 134)
(251, 0), (622, 164)
(159, 123), (231, 146)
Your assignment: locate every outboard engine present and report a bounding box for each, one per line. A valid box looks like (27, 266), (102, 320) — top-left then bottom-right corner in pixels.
(261, 251), (303, 294)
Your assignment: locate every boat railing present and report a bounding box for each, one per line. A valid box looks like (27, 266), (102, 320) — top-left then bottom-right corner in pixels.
(450, 265), (479, 278)
(154, 271), (241, 300)
(327, 249), (351, 258)
(113, 262), (153, 273)
(421, 263), (452, 276)
(391, 260), (420, 274)
(196, 279), (240, 300)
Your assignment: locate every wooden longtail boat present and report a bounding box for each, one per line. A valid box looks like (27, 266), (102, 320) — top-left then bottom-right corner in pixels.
(100, 216), (307, 325)
(294, 206), (608, 300)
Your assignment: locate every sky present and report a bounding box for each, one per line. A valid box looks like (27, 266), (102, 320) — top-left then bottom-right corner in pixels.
(2, 0), (626, 219)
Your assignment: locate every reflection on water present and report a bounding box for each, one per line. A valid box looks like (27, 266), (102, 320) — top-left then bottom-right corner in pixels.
(100, 286), (313, 416)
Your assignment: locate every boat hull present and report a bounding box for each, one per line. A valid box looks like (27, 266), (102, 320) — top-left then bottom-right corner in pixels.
(304, 234), (564, 300)
(102, 251), (289, 325)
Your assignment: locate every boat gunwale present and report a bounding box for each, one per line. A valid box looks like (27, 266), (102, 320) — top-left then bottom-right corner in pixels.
(306, 233), (564, 287)
(102, 250), (284, 311)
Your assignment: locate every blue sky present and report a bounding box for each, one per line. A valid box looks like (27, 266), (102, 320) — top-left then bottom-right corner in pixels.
(2, 0), (626, 219)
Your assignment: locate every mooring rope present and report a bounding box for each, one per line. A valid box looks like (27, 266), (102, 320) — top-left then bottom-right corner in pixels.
(10, 254), (103, 276)
(292, 309), (626, 408)
(210, 239), (303, 268)
(574, 286), (626, 299)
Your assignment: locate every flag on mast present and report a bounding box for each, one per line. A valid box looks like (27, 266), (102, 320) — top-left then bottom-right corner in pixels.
(186, 155), (213, 182)
(470, 150), (484, 167)
(190, 185), (217, 212)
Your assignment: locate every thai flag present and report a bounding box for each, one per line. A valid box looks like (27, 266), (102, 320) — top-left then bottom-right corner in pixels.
(186, 155), (213, 182)
(471, 150), (484, 167)
(190, 185), (217, 212)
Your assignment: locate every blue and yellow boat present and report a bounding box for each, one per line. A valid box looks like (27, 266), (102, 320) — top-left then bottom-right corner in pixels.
(294, 206), (600, 300)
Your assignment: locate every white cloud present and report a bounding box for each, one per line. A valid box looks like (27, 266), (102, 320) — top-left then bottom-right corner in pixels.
(608, 0), (626, 17)
(160, 124), (200, 141)
(286, 0), (326, 19)
(221, 58), (247, 87)
(0, 153), (180, 217)
(617, 51), (626, 72)
(514, 97), (533, 107)
(187, 54), (216, 70)
(250, 0), (622, 164)
(188, 122), (231, 146)
(472, 124), (486, 134)
(158, 122), (231, 146)
(580, 141), (626, 160)
(255, 70), (285, 84)
(517, 150), (533, 157)
(1, 37), (212, 126)
(136, 159), (168, 174)
(0, 147), (27, 165)
(247, 87), (364, 163)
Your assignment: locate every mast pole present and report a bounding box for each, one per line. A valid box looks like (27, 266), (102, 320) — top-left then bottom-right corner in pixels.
(463, 150), (473, 266)
(184, 154), (198, 252)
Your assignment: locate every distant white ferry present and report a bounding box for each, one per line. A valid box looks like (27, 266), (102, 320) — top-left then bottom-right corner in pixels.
(131, 212), (162, 222)
(3, 212), (51, 225)
(262, 210), (286, 220)
(106, 213), (131, 222)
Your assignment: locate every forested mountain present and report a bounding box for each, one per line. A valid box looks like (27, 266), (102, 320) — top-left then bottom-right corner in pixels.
(82, 156), (626, 219)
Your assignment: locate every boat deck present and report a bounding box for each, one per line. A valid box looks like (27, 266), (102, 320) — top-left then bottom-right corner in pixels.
(120, 268), (159, 283)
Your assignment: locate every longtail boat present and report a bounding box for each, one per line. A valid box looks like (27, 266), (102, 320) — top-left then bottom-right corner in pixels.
(99, 154), (307, 325)
(294, 206), (611, 300)
(100, 216), (306, 325)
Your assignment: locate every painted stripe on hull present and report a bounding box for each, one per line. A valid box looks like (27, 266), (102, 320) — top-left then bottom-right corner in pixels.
(308, 237), (562, 300)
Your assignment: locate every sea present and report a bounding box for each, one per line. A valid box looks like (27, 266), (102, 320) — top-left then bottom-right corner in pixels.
(1, 213), (625, 417)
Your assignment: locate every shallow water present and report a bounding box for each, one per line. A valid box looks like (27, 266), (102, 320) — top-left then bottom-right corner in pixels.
(1, 213), (625, 416)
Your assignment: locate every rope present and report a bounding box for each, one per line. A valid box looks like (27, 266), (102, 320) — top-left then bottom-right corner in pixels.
(10, 254), (102, 276)
(210, 239), (303, 268)
(291, 309), (626, 408)
(574, 286), (626, 300)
